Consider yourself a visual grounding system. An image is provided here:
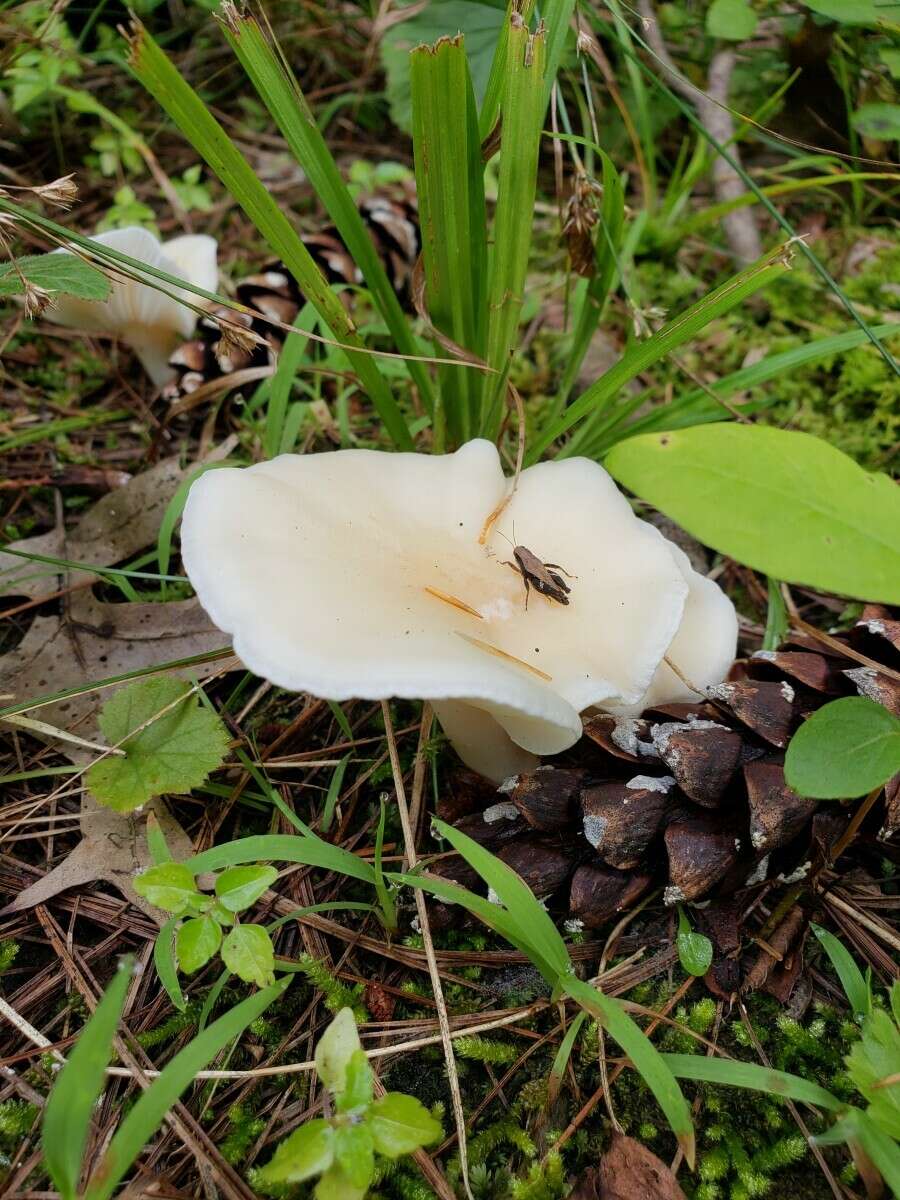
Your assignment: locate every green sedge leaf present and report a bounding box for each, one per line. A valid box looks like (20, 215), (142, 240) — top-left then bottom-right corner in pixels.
(0, 253), (110, 302)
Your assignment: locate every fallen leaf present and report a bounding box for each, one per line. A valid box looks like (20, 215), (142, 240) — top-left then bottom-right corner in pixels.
(571, 1134), (688, 1200)
(0, 457), (236, 919)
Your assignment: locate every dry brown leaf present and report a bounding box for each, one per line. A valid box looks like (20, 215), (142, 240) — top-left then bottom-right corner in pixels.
(1, 453), (237, 918)
(571, 1134), (688, 1200)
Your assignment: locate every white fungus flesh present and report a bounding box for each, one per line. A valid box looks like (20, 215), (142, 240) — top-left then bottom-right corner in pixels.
(45, 227), (218, 385)
(182, 440), (738, 782)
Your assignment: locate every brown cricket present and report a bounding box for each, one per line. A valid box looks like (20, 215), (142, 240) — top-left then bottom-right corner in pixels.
(499, 532), (575, 609)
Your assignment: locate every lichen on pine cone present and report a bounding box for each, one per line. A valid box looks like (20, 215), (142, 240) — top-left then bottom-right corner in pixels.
(433, 604), (899, 942)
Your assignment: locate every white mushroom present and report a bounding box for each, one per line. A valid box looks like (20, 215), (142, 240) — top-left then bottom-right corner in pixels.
(181, 440), (737, 782)
(44, 227), (218, 385)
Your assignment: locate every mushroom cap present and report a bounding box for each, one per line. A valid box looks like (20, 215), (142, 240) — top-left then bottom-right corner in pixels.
(182, 441), (733, 779)
(45, 227), (218, 384)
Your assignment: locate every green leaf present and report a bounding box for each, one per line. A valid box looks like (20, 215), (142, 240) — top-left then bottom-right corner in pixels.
(661, 1052), (843, 1110)
(0, 253), (110, 301)
(706, 0), (758, 39)
(315, 1007), (362, 1094)
(785, 697), (900, 800)
(803, 0), (900, 26)
(259, 1119), (335, 1184)
(86, 678), (230, 812)
(215, 865), (278, 913)
(563, 975), (696, 1167)
(154, 918), (186, 1012)
(43, 958), (132, 1200)
(843, 1007), (900, 1140)
(315, 1163), (367, 1200)
(605, 426), (900, 604)
(333, 1123), (375, 1190)
(367, 1092), (443, 1157)
(336, 1049), (375, 1113)
(176, 916), (222, 974)
(221, 924), (275, 987)
(382, 1), (506, 133)
(548, 1010), (587, 1107)
(133, 863), (200, 914)
(880, 48), (900, 80)
(677, 909), (714, 977)
(188, 833), (376, 885)
(811, 925), (872, 1019)
(815, 1108), (900, 1194)
(84, 981), (289, 1200)
(852, 103), (900, 141)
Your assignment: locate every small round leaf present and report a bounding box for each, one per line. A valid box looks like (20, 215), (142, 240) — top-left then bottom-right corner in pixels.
(785, 697), (900, 799)
(367, 1092), (442, 1158)
(176, 916), (222, 974)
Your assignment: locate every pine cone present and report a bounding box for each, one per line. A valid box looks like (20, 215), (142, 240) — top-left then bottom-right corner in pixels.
(164, 182), (420, 401)
(435, 604), (899, 995)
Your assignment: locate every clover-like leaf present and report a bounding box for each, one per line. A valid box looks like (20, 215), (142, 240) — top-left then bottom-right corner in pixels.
(215, 864), (278, 913)
(336, 1049), (374, 1113)
(86, 678), (230, 812)
(221, 924), (275, 988)
(133, 862), (200, 914)
(333, 1124), (375, 1191)
(315, 1008), (362, 1095)
(258, 1119), (335, 1184)
(176, 916), (222, 974)
(367, 1092), (442, 1158)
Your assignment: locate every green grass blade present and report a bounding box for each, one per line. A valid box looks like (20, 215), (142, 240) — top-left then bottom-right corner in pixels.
(219, 11), (433, 415)
(479, 0), (536, 141)
(539, 0), (577, 117)
(83, 980), (289, 1200)
(482, 16), (546, 437)
(411, 35), (488, 444)
(321, 753), (352, 833)
(532, 243), (792, 460)
(548, 1010), (587, 1106)
(811, 924), (871, 1019)
(661, 1052), (843, 1110)
(431, 818), (570, 979)
(393, 869), (561, 985)
(43, 958), (133, 1200)
(154, 919), (187, 1013)
(564, 976), (695, 1166)
(188, 834), (376, 885)
(124, 22), (413, 450)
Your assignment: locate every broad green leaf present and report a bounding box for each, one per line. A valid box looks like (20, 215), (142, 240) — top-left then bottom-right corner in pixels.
(259, 1119), (335, 1184)
(677, 909), (713, 977)
(133, 863), (200, 914)
(564, 975), (696, 1167)
(661, 1053), (843, 1110)
(804, 0), (900, 24)
(706, 0), (758, 39)
(852, 103), (900, 141)
(154, 918), (186, 1012)
(221, 924), (275, 987)
(811, 924), (871, 1018)
(382, 1), (506, 133)
(215, 865), (278, 913)
(315, 1163), (367, 1200)
(177, 916), (222, 974)
(315, 1008), (362, 1094)
(86, 678), (230, 811)
(84, 981), (288, 1200)
(336, 1049), (374, 1113)
(880, 48), (900, 79)
(0, 253), (110, 301)
(605, 426), (900, 604)
(43, 958), (132, 1200)
(367, 1092), (443, 1157)
(333, 1123), (375, 1190)
(891, 982), (900, 1027)
(843, 1010), (900, 1140)
(785, 697), (900, 799)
